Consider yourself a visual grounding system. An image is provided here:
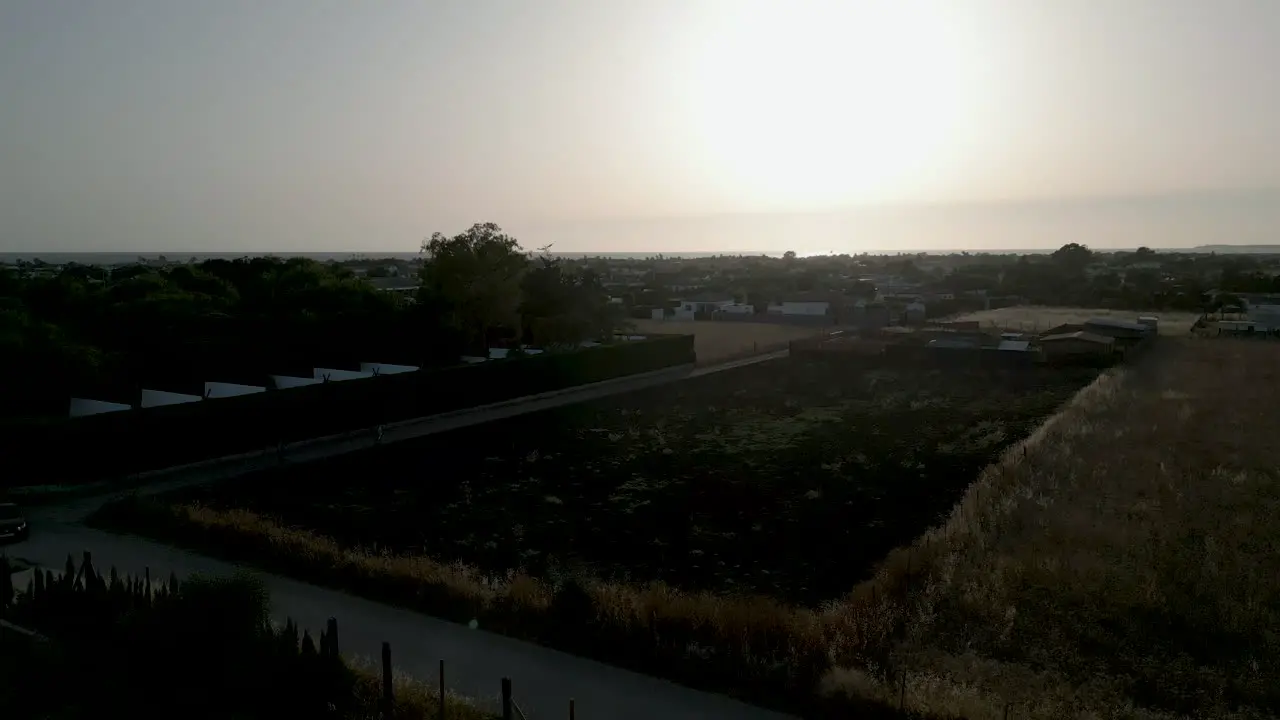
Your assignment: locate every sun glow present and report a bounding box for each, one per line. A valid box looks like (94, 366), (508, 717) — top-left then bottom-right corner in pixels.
(685, 1), (984, 210)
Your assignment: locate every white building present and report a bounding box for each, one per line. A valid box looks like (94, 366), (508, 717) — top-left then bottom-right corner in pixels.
(768, 295), (832, 316)
(678, 294), (736, 313)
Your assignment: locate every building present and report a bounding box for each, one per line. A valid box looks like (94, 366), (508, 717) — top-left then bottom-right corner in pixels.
(996, 339), (1031, 352)
(1082, 317), (1150, 341)
(1246, 304), (1280, 331)
(678, 293), (736, 314)
(904, 301), (926, 324)
(768, 293), (832, 316)
(1040, 331), (1115, 358)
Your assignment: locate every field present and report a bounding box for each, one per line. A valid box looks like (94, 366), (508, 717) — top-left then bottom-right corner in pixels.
(824, 337), (1280, 718)
(951, 305), (1202, 335)
(91, 353), (1101, 712)
(629, 318), (828, 364)
(148, 356), (1097, 607)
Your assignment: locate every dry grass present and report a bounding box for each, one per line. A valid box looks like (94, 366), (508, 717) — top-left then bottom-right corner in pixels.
(346, 656), (498, 720)
(822, 337), (1280, 718)
(631, 318), (828, 364)
(951, 306), (1202, 335)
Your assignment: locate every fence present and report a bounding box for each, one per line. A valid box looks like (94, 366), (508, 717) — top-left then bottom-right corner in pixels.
(1, 334), (695, 487)
(692, 338), (792, 367)
(0, 552), (581, 720)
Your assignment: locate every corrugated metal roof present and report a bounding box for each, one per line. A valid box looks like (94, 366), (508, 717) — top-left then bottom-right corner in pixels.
(1042, 331), (1114, 344)
(997, 340), (1031, 351)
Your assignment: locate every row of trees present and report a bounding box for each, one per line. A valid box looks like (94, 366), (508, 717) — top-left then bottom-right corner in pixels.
(1, 223), (626, 419)
(418, 222), (626, 354)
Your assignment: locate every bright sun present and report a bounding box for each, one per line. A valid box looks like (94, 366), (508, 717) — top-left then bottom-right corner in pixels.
(685, 1), (981, 210)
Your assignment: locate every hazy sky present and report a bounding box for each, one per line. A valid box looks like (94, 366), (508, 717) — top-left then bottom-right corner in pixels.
(3, 1), (1279, 253)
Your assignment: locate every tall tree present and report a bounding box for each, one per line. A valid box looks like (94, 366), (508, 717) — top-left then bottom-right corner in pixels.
(419, 223), (528, 354)
(520, 254), (623, 348)
(1051, 243), (1094, 273)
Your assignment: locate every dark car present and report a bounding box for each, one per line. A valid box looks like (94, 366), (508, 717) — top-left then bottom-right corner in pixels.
(0, 502), (29, 542)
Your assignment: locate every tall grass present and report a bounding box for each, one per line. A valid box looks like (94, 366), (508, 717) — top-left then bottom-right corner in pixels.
(821, 337), (1280, 718)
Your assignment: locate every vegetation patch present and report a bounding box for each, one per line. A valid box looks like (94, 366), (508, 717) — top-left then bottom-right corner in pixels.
(0, 554), (494, 720)
(823, 338), (1280, 719)
(91, 355), (1099, 714)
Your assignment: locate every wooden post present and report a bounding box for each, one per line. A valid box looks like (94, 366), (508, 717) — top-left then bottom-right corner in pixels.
(898, 671), (907, 711)
(381, 642), (393, 714)
(569, 699), (575, 720)
(1004, 701), (1011, 720)
(439, 659), (446, 720)
(326, 618), (339, 658)
(501, 678), (513, 720)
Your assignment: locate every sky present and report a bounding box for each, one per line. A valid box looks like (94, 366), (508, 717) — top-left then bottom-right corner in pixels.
(2, 0), (1279, 253)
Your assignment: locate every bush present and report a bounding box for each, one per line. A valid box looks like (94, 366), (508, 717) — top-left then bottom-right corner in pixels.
(0, 553), (495, 720)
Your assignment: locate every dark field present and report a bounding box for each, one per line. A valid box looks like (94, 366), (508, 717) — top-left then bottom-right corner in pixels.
(170, 357), (1100, 605)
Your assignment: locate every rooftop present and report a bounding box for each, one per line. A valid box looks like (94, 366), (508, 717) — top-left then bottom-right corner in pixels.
(1041, 331), (1115, 345)
(1084, 317), (1149, 332)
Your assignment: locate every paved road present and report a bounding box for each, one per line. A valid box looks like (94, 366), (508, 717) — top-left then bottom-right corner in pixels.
(6, 348), (799, 719)
(5, 520), (795, 720)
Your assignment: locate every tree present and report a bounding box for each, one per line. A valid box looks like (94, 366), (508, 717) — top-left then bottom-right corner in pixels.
(520, 254), (624, 348)
(1050, 243), (1094, 273)
(419, 223), (528, 354)
(783, 250), (797, 262)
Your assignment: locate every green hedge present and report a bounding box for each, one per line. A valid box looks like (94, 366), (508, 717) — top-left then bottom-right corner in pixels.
(2, 334), (693, 485)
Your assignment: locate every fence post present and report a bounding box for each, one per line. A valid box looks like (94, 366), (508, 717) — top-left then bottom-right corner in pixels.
(326, 617), (338, 658)
(439, 659), (446, 720)
(501, 678), (513, 720)
(1004, 701), (1011, 720)
(569, 699), (575, 720)
(381, 641), (393, 715)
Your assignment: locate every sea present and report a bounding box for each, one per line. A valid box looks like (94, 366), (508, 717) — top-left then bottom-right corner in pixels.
(1, 245), (1276, 266)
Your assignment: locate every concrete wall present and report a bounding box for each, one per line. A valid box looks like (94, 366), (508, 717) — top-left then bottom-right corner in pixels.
(271, 374), (323, 389)
(69, 398), (132, 417)
(712, 312), (837, 327)
(140, 389), (202, 408)
(203, 381), (266, 399)
(360, 362), (420, 375)
(313, 368), (375, 382)
(778, 301), (830, 316)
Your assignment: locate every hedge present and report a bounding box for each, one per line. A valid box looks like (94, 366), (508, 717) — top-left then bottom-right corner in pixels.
(2, 334), (693, 485)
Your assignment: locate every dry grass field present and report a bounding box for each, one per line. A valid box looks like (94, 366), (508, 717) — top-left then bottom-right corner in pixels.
(88, 335), (1279, 717)
(823, 337), (1280, 719)
(951, 306), (1202, 335)
(630, 318), (829, 364)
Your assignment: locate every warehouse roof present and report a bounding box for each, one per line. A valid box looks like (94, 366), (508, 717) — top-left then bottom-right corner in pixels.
(1041, 331), (1114, 345)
